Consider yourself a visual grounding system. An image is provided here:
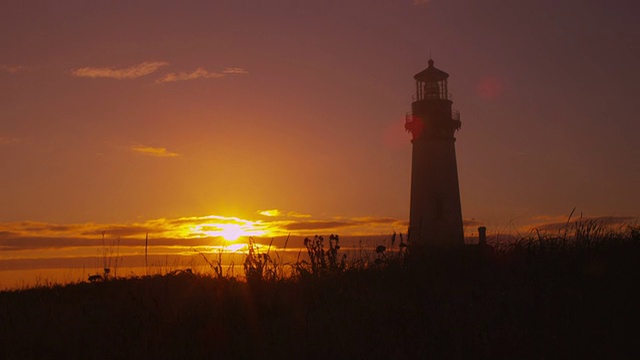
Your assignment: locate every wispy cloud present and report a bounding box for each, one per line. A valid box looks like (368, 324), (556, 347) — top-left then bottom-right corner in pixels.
(258, 209), (282, 217)
(258, 209), (311, 218)
(0, 215), (262, 248)
(266, 216), (408, 236)
(222, 67), (249, 75)
(156, 67), (224, 83)
(2, 213), (636, 254)
(156, 66), (248, 83)
(288, 211), (312, 218)
(283, 220), (355, 231)
(71, 61), (169, 79)
(0, 64), (26, 74)
(130, 145), (179, 157)
(0, 213), (403, 252)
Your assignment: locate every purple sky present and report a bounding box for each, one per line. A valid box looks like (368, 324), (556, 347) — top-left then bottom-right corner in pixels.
(1, 0), (638, 234)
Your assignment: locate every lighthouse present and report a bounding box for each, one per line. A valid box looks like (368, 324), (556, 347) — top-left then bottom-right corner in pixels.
(405, 59), (464, 248)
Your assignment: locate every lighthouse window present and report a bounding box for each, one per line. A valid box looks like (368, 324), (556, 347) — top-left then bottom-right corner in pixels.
(426, 82), (439, 99)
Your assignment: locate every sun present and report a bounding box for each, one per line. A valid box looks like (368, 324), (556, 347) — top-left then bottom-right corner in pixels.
(218, 224), (244, 241)
(188, 216), (270, 240)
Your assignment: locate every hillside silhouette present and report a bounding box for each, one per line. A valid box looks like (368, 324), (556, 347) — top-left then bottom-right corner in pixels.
(1, 225), (639, 359)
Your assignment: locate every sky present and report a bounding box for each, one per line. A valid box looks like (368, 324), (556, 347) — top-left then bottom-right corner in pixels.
(1, 0), (639, 255)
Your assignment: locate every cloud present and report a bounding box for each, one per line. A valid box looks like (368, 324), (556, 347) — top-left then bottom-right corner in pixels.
(80, 225), (155, 237)
(156, 66), (248, 83)
(0, 231), (18, 239)
(0, 64), (26, 73)
(287, 211), (312, 218)
(255, 211), (406, 235)
(258, 209), (282, 217)
(130, 145), (179, 157)
(0, 217), (233, 251)
(258, 209), (311, 218)
(352, 217), (401, 225)
(156, 67), (225, 83)
(222, 67), (249, 75)
(283, 221), (355, 231)
(274, 216), (409, 235)
(71, 61), (169, 79)
(1, 213), (636, 256)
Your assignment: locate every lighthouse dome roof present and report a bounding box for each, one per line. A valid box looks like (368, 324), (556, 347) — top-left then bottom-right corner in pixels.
(414, 59), (449, 82)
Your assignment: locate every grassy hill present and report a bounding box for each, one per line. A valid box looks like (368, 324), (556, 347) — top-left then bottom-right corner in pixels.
(1, 226), (639, 359)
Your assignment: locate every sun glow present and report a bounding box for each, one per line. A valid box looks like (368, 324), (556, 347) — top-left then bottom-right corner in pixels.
(226, 243), (248, 252)
(189, 216), (269, 241)
(217, 224), (244, 241)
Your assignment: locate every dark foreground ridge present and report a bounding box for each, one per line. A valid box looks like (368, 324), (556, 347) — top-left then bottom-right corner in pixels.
(1, 228), (639, 359)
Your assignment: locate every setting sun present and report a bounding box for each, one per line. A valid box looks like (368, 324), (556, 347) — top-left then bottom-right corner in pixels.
(188, 216), (269, 241)
(218, 224), (244, 241)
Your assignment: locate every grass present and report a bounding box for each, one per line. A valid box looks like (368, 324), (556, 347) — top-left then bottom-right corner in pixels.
(1, 223), (639, 359)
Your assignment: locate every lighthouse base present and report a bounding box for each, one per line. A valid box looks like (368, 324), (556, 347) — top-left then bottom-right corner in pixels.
(408, 138), (464, 248)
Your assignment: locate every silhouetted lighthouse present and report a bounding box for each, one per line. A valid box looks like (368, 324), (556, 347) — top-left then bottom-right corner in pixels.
(405, 59), (464, 247)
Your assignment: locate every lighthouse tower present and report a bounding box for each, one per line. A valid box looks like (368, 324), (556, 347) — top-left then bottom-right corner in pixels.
(405, 59), (464, 248)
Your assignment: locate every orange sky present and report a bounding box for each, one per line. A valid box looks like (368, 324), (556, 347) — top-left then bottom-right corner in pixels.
(1, 0), (639, 245)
